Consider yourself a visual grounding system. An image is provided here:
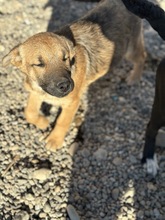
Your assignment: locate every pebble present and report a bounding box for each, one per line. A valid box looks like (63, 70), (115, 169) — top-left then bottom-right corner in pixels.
(43, 202), (51, 213)
(112, 157), (123, 166)
(68, 142), (79, 156)
(1, 0), (165, 220)
(25, 193), (34, 201)
(80, 148), (90, 157)
(17, 179), (27, 185)
(14, 211), (29, 220)
(154, 208), (160, 216)
(147, 182), (157, 191)
(67, 205), (80, 220)
(55, 186), (61, 193)
(112, 188), (120, 200)
(93, 148), (108, 161)
(31, 168), (52, 181)
(39, 212), (47, 218)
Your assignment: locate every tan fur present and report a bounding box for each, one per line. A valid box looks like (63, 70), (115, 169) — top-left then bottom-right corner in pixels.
(2, 0), (146, 151)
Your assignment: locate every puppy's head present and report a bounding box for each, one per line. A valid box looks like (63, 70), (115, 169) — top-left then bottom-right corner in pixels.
(2, 32), (76, 98)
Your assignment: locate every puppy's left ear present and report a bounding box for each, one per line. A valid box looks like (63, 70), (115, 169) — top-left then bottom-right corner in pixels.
(2, 44), (22, 68)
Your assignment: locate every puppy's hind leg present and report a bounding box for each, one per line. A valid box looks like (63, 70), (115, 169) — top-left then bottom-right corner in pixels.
(125, 27), (146, 85)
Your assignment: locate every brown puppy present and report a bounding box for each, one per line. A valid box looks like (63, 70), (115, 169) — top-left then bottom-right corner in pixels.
(2, 0), (146, 151)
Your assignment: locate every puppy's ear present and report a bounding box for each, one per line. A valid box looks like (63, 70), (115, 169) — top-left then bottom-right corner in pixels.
(2, 44), (22, 68)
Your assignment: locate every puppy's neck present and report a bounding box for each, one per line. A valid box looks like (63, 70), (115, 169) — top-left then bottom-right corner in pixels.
(54, 21), (114, 83)
(70, 21), (114, 82)
(55, 26), (76, 46)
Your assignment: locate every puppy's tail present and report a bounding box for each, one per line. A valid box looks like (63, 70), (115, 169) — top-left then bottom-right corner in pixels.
(121, 0), (165, 40)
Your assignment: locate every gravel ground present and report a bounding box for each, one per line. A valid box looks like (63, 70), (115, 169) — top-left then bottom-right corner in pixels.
(0, 0), (165, 220)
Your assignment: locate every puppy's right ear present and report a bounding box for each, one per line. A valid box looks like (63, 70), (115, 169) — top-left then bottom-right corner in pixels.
(2, 44), (22, 68)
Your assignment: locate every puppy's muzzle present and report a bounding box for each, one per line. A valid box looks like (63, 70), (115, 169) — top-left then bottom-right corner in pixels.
(40, 76), (74, 98)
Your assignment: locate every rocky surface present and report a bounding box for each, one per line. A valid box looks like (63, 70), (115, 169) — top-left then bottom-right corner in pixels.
(0, 0), (165, 219)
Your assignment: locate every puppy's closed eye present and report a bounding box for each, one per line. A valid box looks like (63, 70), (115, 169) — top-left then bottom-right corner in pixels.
(32, 63), (45, 67)
(32, 56), (45, 67)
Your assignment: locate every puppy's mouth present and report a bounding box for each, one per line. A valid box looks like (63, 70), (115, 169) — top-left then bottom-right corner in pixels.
(40, 77), (74, 98)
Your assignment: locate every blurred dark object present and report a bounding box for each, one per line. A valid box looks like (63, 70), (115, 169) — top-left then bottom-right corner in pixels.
(142, 58), (165, 176)
(121, 0), (165, 176)
(121, 0), (165, 40)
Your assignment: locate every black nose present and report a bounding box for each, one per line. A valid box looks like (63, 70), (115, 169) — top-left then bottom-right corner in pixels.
(56, 78), (71, 93)
(40, 76), (74, 97)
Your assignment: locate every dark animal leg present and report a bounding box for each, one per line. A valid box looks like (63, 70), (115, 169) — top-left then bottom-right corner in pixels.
(142, 58), (165, 175)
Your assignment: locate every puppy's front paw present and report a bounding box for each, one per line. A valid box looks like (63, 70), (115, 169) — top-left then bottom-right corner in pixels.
(45, 135), (63, 152)
(35, 116), (49, 130)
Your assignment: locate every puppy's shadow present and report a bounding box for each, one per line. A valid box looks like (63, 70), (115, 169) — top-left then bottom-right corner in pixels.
(45, 0), (93, 32)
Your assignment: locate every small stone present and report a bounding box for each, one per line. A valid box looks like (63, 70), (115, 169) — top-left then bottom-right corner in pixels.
(39, 212), (47, 218)
(55, 186), (61, 193)
(118, 96), (126, 103)
(35, 204), (42, 211)
(112, 157), (123, 166)
(93, 148), (107, 161)
(129, 155), (138, 164)
(43, 202), (51, 213)
(80, 148), (90, 157)
(32, 168), (51, 181)
(55, 195), (63, 203)
(147, 182), (157, 191)
(67, 204), (80, 220)
(100, 212), (106, 217)
(14, 211), (29, 220)
(60, 203), (67, 209)
(153, 208), (160, 218)
(17, 179), (27, 185)
(145, 210), (151, 217)
(10, 145), (19, 151)
(29, 180), (35, 185)
(68, 142), (79, 156)
(112, 188), (119, 200)
(25, 193), (34, 201)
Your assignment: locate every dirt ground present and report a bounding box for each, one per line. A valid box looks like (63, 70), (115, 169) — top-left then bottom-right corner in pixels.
(0, 0), (165, 220)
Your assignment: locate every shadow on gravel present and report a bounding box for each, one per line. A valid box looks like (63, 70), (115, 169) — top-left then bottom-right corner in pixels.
(45, 0), (83, 31)
(45, 1), (164, 219)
